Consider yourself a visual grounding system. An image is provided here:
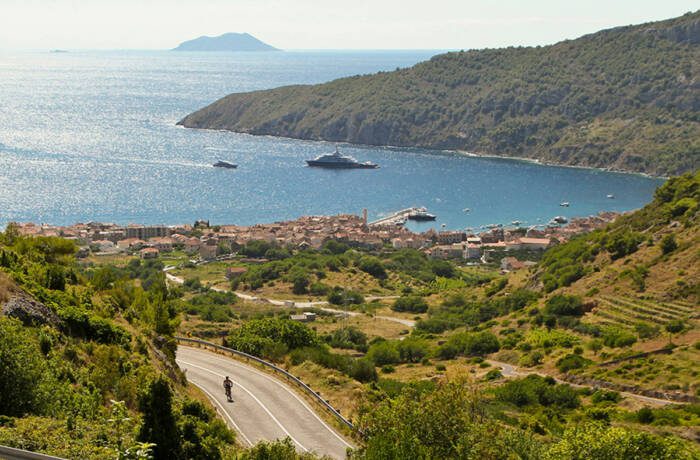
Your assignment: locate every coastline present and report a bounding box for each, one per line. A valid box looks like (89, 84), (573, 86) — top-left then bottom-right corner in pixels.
(177, 124), (670, 180)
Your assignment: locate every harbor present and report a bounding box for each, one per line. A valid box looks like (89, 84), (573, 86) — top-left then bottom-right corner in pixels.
(368, 207), (429, 227)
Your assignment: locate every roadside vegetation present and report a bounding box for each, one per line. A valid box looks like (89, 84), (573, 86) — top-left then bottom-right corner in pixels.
(1, 173), (698, 458)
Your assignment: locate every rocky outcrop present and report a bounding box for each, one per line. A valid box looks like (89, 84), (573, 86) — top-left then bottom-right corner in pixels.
(1, 292), (61, 327)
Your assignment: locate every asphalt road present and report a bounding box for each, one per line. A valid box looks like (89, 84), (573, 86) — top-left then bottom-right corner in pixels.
(176, 346), (354, 459)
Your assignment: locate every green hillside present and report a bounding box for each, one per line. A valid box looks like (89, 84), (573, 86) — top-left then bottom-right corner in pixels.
(180, 11), (700, 176)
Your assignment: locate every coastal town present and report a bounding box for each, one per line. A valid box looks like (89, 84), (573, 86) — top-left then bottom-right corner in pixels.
(11, 209), (620, 271)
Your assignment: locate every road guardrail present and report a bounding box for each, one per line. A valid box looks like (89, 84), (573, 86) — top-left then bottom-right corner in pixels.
(0, 445), (66, 460)
(176, 336), (355, 431)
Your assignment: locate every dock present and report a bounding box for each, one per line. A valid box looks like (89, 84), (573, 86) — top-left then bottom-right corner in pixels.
(368, 207), (424, 227)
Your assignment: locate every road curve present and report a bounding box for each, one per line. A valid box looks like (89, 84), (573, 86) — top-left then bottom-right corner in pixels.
(176, 346), (354, 459)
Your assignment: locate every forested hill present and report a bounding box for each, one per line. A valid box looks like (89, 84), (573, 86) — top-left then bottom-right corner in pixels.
(179, 11), (700, 176)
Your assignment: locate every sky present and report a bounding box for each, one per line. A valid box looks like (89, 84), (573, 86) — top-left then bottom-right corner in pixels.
(1, 0), (698, 50)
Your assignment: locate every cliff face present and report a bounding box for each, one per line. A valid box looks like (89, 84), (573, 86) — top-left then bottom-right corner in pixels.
(179, 12), (700, 176)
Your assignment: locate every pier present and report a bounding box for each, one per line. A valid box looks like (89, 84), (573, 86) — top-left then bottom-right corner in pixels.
(368, 207), (424, 227)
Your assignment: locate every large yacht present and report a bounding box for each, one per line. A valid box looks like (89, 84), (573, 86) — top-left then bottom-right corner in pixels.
(306, 146), (378, 169)
(407, 208), (437, 221)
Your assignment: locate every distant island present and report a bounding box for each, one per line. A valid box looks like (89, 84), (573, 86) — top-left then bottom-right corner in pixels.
(173, 32), (278, 52)
(178, 11), (700, 177)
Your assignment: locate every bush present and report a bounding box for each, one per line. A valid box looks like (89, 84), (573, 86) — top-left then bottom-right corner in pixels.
(325, 326), (368, 351)
(556, 354), (589, 373)
(327, 288), (364, 305)
(438, 331), (500, 358)
(367, 341), (400, 366)
(591, 390), (621, 404)
(227, 318), (317, 359)
(396, 338), (430, 363)
(484, 369), (502, 381)
(601, 327), (637, 348)
(358, 256), (387, 279)
(0, 319), (51, 416)
(637, 407), (655, 424)
(545, 294), (584, 316)
(660, 234), (678, 254)
(495, 375), (579, 409)
(392, 296), (428, 313)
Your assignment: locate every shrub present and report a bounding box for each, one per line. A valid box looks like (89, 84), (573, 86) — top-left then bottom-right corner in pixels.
(392, 295), (428, 313)
(484, 369), (502, 381)
(367, 341), (400, 366)
(326, 326), (368, 351)
(327, 288), (364, 305)
(545, 294), (584, 316)
(227, 317), (317, 359)
(556, 354), (589, 373)
(601, 327), (637, 348)
(495, 375), (580, 409)
(396, 338), (430, 363)
(660, 234), (678, 254)
(358, 256), (387, 279)
(637, 407), (655, 424)
(591, 390), (621, 404)
(440, 331), (500, 358)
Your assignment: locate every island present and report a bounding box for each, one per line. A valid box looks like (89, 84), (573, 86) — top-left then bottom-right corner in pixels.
(173, 32), (278, 52)
(178, 11), (700, 177)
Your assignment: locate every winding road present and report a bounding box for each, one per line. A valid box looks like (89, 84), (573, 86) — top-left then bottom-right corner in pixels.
(176, 346), (354, 459)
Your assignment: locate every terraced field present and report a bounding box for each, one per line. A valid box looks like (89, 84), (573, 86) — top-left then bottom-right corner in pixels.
(588, 295), (698, 331)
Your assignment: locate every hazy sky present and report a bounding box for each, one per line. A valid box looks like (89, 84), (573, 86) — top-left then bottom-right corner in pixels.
(1, 0), (698, 50)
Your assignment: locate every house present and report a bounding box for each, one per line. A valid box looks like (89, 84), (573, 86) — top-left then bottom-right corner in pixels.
(199, 244), (218, 260)
(500, 256), (536, 272)
(148, 237), (174, 252)
(92, 239), (118, 253)
(428, 244), (465, 259)
(184, 237), (202, 253)
(290, 312), (316, 322)
(225, 266), (248, 280)
(437, 231), (464, 244)
(463, 243), (482, 259)
(117, 238), (146, 251)
(139, 247), (159, 259)
(506, 237), (551, 251)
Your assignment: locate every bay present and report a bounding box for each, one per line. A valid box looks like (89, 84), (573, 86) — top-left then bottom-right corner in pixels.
(0, 50), (664, 231)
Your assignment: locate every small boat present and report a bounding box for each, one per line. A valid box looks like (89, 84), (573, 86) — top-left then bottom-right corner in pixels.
(607, 194), (615, 199)
(511, 220), (521, 226)
(213, 160), (237, 169)
(463, 208), (471, 213)
(560, 202), (570, 207)
(551, 216), (568, 224)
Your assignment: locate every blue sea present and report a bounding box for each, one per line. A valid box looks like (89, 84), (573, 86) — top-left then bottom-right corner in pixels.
(0, 50), (664, 231)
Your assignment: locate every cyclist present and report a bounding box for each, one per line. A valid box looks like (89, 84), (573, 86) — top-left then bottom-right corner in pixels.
(223, 376), (233, 402)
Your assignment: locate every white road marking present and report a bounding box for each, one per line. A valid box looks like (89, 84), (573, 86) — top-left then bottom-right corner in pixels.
(178, 359), (308, 452)
(190, 381), (253, 447)
(183, 347), (354, 448)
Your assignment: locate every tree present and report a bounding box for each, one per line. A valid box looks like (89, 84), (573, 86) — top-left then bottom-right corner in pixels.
(665, 319), (684, 345)
(137, 376), (181, 460)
